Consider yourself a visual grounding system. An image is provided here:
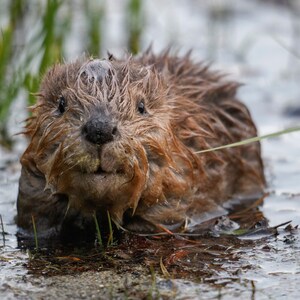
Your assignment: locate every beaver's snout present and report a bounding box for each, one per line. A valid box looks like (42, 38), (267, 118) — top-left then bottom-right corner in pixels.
(82, 115), (117, 145)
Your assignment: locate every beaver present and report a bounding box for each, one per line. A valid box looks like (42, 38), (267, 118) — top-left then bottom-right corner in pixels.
(16, 49), (265, 239)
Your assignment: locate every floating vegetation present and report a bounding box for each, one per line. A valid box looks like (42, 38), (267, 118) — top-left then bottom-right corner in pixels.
(23, 200), (289, 276)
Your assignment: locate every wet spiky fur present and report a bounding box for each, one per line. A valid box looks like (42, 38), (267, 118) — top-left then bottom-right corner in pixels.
(17, 49), (265, 236)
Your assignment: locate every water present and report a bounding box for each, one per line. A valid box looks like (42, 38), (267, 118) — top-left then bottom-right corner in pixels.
(1, 0), (300, 299)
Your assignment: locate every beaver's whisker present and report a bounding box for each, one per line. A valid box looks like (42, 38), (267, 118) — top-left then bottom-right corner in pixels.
(31, 115), (53, 142)
(40, 127), (68, 150)
(47, 144), (65, 178)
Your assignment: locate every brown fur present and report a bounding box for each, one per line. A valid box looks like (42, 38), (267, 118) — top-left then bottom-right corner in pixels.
(17, 49), (265, 236)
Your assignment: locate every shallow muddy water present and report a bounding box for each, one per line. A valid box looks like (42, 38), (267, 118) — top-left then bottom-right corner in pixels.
(1, 0), (300, 299)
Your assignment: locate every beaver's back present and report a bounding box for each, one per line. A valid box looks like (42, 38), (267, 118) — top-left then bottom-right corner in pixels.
(139, 50), (264, 193)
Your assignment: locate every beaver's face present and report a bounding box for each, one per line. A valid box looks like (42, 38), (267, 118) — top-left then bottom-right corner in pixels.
(23, 58), (177, 223)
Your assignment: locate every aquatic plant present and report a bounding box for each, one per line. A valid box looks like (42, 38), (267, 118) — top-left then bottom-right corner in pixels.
(0, 214), (5, 247)
(0, 0), (25, 146)
(148, 264), (160, 299)
(106, 211), (114, 247)
(127, 0), (142, 54)
(0, 0), (106, 146)
(2, 0), (297, 151)
(24, 0), (69, 105)
(195, 126), (300, 154)
(93, 212), (103, 249)
(84, 0), (104, 56)
(31, 215), (39, 250)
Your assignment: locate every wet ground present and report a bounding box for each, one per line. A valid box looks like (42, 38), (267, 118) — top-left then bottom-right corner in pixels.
(1, 0), (300, 299)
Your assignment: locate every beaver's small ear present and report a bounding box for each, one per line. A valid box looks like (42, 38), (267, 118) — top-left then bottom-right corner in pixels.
(107, 51), (115, 61)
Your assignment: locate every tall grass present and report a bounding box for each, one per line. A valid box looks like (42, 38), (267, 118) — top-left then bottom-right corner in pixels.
(127, 0), (142, 54)
(24, 0), (67, 105)
(31, 214), (39, 250)
(0, 0), (68, 144)
(0, 0), (143, 147)
(0, 214), (5, 247)
(3, 1), (297, 151)
(0, 0), (111, 146)
(93, 212), (103, 249)
(84, 0), (104, 57)
(195, 126), (300, 154)
(0, 0), (25, 147)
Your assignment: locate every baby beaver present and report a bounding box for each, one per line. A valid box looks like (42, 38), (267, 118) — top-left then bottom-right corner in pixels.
(16, 50), (265, 239)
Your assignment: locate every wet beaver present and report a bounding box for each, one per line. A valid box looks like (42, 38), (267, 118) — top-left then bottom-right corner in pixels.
(17, 50), (265, 239)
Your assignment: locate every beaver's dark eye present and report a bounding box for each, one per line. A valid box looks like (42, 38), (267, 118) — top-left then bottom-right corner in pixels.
(58, 96), (66, 114)
(137, 100), (146, 115)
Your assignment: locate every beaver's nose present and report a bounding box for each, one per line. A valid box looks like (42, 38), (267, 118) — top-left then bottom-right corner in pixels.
(82, 117), (117, 145)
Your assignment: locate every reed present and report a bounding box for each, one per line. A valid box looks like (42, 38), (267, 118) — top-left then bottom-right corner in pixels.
(31, 215), (39, 250)
(24, 0), (66, 105)
(0, 214), (5, 247)
(147, 264), (160, 299)
(93, 212), (103, 249)
(1, 0), (298, 153)
(84, 0), (103, 56)
(0, 0), (24, 137)
(0, 0), (66, 143)
(127, 0), (142, 54)
(0, 0), (104, 145)
(106, 210), (114, 247)
(195, 126), (300, 154)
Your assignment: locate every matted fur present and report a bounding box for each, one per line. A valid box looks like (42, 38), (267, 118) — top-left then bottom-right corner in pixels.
(17, 49), (265, 236)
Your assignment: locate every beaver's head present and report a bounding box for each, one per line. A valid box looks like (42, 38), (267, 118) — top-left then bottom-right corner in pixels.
(22, 56), (194, 226)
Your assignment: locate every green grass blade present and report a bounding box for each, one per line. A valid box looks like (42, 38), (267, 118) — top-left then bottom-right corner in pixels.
(0, 214), (5, 247)
(31, 215), (39, 250)
(93, 212), (103, 249)
(194, 126), (300, 154)
(106, 210), (114, 247)
(84, 0), (103, 56)
(127, 0), (142, 54)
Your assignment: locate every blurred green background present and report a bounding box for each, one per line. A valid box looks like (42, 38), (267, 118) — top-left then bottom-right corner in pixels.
(0, 0), (142, 147)
(1, 0), (299, 149)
